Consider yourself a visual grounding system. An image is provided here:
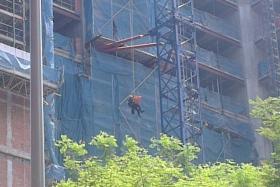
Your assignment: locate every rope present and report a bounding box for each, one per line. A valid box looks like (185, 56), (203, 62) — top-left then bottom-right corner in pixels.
(154, 73), (161, 137)
(119, 66), (158, 105)
(130, 0), (136, 94)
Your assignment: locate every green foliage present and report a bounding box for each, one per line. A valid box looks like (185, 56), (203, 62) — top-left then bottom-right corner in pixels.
(250, 97), (280, 142)
(150, 134), (200, 172)
(55, 132), (274, 187)
(56, 133), (187, 187)
(57, 135), (88, 157)
(53, 97), (280, 186)
(250, 97), (280, 186)
(183, 162), (266, 187)
(90, 132), (117, 161)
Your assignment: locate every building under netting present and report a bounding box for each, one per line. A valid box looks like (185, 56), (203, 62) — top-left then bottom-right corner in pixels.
(0, 0), (279, 186)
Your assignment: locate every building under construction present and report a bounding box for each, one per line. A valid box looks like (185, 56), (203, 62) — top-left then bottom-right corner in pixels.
(0, 0), (279, 186)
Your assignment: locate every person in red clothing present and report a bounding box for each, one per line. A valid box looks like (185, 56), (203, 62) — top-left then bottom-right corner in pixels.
(128, 95), (144, 117)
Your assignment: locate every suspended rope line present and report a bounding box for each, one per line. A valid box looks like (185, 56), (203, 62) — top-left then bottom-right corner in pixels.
(154, 72), (160, 137)
(119, 66), (158, 105)
(130, 0), (136, 93)
(216, 40), (225, 114)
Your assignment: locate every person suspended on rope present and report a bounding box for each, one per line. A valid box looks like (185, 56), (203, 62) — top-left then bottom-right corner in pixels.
(128, 95), (144, 117)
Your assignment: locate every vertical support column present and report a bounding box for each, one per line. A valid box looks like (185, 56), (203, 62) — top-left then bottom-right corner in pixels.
(83, 0), (93, 78)
(31, 0), (45, 186)
(7, 160), (12, 187)
(267, 0), (280, 96)
(154, 0), (183, 139)
(239, 0), (272, 162)
(23, 0), (26, 51)
(6, 93), (12, 147)
(112, 75), (121, 154)
(75, 0), (80, 13)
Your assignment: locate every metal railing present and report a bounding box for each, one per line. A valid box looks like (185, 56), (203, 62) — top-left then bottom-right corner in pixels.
(220, 0), (237, 5)
(197, 47), (243, 78)
(258, 58), (271, 78)
(0, 13), (24, 42)
(200, 87), (248, 115)
(53, 0), (75, 11)
(179, 6), (241, 41)
(250, 0), (261, 6)
(0, 0), (24, 17)
(228, 0), (237, 3)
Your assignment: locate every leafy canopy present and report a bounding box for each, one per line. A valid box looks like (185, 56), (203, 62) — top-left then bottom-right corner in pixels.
(55, 132), (270, 187)
(250, 97), (280, 186)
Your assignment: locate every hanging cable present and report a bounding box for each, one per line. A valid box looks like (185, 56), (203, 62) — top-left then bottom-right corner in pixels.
(130, 0), (136, 94)
(216, 38), (224, 114)
(119, 66), (158, 105)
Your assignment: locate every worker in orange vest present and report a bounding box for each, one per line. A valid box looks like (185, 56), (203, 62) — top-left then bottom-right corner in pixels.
(128, 95), (144, 117)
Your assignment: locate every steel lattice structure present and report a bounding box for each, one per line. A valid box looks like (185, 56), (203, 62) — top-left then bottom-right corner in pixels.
(262, 0), (280, 96)
(154, 0), (204, 160)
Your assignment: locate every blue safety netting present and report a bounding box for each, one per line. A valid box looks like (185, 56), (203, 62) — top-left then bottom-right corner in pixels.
(42, 0), (54, 68)
(0, 49), (60, 84)
(55, 48), (160, 147)
(200, 87), (248, 115)
(200, 108), (256, 163)
(258, 58), (271, 78)
(84, 0), (94, 42)
(46, 1), (257, 177)
(0, 0), (259, 183)
(45, 94), (65, 183)
(54, 32), (74, 54)
(44, 32), (80, 181)
(197, 47), (244, 78)
(84, 0), (155, 54)
(42, 0), (65, 183)
(179, 5), (241, 41)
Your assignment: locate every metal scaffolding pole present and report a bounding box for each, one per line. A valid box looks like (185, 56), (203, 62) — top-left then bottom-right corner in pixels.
(31, 0), (45, 186)
(153, 0), (204, 161)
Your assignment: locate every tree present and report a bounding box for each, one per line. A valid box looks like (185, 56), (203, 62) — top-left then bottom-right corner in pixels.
(183, 162), (269, 187)
(55, 132), (192, 187)
(55, 132), (270, 187)
(250, 97), (280, 186)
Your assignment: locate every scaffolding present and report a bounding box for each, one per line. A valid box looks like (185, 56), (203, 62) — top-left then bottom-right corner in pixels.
(197, 46), (243, 79)
(53, 0), (75, 12)
(0, 0), (27, 50)
(266, 0), (280, 96)
(256, 0), (280, 96)
(154, 0), (204, 160)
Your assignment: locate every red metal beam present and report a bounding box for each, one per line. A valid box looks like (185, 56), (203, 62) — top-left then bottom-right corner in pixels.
(101, 42), (158, 52)
(101, 34), (150, 50)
